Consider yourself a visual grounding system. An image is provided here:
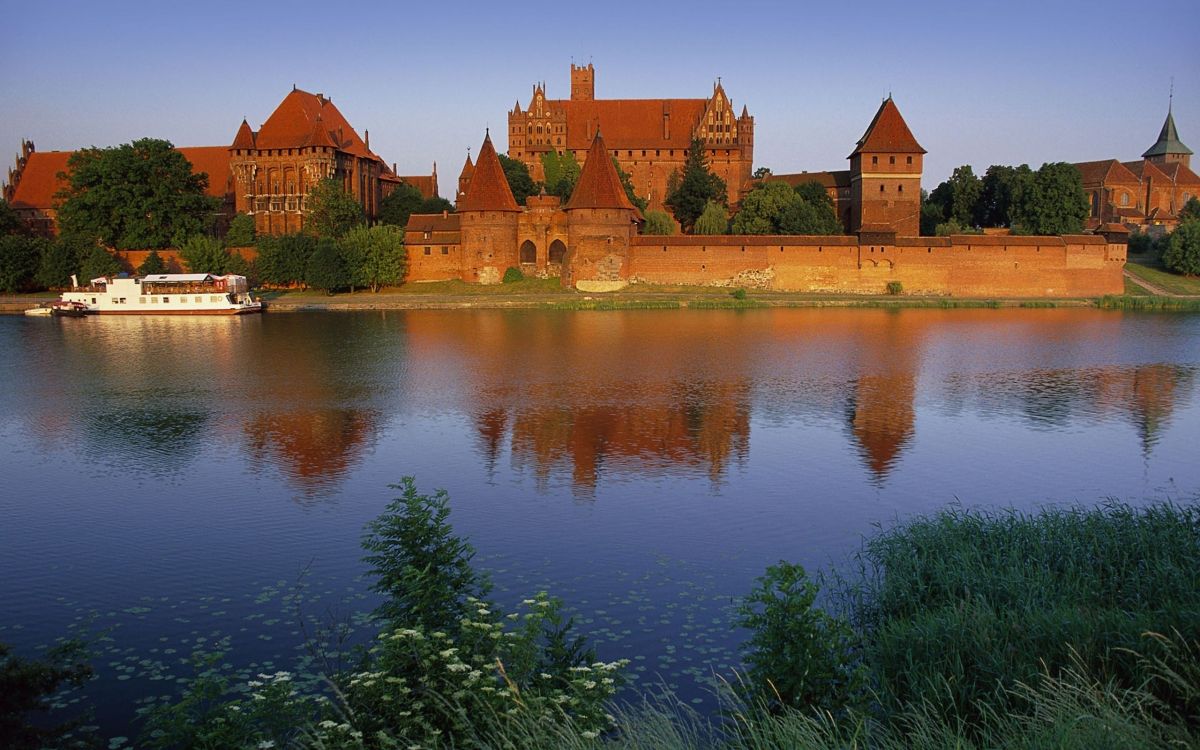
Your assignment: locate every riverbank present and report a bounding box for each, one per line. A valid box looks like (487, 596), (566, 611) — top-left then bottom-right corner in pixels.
(7, 272), (1200, 313)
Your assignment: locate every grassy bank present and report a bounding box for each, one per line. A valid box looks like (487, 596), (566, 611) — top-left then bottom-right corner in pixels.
(1098, 294), (1200, 311)
(1126, 260), (1200, 296)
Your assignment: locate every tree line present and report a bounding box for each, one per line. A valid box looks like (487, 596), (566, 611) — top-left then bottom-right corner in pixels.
(0, 138), (416, 294)
(921, 162), (1090, 236)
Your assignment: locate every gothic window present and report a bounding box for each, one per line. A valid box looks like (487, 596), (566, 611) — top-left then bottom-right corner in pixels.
(890, 156), (896, 165)
(519, 240), (536, 264)
(1121, 192), (1130, 206)
(548, 239), (566, 264)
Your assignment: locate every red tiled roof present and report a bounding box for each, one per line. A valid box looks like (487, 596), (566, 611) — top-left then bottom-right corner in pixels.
(851, 97), (925, 156)
(405, 213), (460, 233)
(459, 154), (474, 180)
(400, 174), (439, 199)
(231, 119), (256, 150)
(9, 146), (230, 211)
(457, 133), (519, 212)
(538, 98), (709, 151)
(254, 88), (382, 162)
(1122, 160), (1171, 182)
(566, 130), (637, 212)
(765, 170), (851, 189)
(1153, 160), (1200, 185)
(178, 146), (233, 200)
(1096, 222), (1131, 233)
(8, 151), (71, 210)
(1073, 159), (1139, 187)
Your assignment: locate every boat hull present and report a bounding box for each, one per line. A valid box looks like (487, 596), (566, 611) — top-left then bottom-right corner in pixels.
(87, 305), (263, 315)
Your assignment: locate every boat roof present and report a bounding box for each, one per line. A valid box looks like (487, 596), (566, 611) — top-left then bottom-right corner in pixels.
(142, 274), (216, 282)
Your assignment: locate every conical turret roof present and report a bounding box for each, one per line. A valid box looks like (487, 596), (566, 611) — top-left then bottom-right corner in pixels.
(566, 129), (638, 212)
(231, 119), (256, 150)
(1142, 107), (1192, 158)
(457, 133), (520, 212)
(850, 96), (926, 156)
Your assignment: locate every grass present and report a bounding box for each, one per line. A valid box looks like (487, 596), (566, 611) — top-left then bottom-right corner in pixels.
(538, 299), (681, 311)
(1097, 295), (1200, 311)
(1125, 261), (1200, 296)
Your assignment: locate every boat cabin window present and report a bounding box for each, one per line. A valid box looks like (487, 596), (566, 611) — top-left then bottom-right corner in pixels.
(162, 296), (170, 303)
(194, 296), (202, 303)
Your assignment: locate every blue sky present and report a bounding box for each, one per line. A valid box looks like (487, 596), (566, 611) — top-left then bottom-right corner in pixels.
(1, 0), (1196, 189)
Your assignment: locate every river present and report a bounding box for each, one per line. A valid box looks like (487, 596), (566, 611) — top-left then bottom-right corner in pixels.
(2, 308), (1198, 732)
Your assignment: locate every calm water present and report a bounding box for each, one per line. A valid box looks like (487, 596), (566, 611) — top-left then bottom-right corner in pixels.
(2, 308), (1199, 731)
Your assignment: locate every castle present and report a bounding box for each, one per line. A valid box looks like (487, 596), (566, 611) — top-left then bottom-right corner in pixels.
(505, 64), (754, 209)
(1074, 105), (1198, 233)
(407, 96), (1126, 298)
(3, 87), (439, 238)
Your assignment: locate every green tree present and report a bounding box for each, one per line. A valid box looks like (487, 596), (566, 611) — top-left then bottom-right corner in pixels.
(305, 178), (364, 238)
(0, 235), (45, 292)
(137, 249), (167, 276)
(736, 562), (865, 713)
(304, 238), (348, 294)
(794, 181), (834, 210)
(178, 235), (228, 274)
(975, 164), (1031, 227)
(731, 181), (798, 234)
(613, 158), (648, 211)
(928, 165), (982, 227)
(224, 213), (256, 247)
(1179, 196), (1200, 225)
(419, 196), (454, 214)
(665, 139), (727, 232)
(256, 233), (314, 287)
(1010, 162), (1089, 235)
(362, 477), (490, 631)
(752, 166), (773, 179)
(0, 640), (94, 750)
(36, 236), (86, 288)
(497, 154), (538, 206)
(340, 224), (407, 293)
(1162, 221), (1200, 275)
(0, 199), (25, 236)
(641, 210), (675, 235)
(693, 200), (729, 234)
(79, 244), (121, 281)
(541, 151), (581, 201)
(778, 197), (843, 235)
(224, 252), (257, 287)
(55, 138), (218, 249)
(378, 183), (425, 228)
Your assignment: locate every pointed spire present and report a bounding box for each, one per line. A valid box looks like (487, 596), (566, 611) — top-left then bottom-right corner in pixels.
(566, 130), (638, 213)
(231, 118), (256, 150)
(1142, 103), (1193, 159)
(850, 97), (925, 157)
(307, 114), (336, 149)
(457, 132), (520, 211)
(740, 104), (749, 119)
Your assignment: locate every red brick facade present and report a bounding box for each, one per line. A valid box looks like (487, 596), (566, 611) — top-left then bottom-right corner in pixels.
(506, 64), (754, 209)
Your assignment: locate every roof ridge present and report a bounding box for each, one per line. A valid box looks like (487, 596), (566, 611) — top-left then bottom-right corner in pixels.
(457, 133), (519, 212)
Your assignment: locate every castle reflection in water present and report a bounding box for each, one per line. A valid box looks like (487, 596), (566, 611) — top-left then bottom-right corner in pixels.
(22, 309), (1196, 496)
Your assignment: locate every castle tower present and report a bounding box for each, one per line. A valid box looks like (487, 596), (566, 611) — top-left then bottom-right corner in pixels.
(457, 132), (520, 284)
(1142, 103), (1192, 170)
(457, 152), (474, 201)
(571, 63), (595, 101)
(564, 129), (640, 290)
(848, 97), (925, 237)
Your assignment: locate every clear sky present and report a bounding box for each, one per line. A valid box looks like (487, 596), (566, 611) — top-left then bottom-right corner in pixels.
(1, 0), (1196, 190)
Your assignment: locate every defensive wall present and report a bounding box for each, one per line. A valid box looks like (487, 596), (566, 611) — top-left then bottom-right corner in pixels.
(626, 234), (1126, 297)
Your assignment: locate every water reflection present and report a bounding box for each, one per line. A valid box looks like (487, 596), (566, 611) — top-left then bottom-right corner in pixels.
(4, 310), (1197, 497)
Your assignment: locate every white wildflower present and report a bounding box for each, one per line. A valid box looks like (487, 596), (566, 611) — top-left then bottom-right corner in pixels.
(582, 730), (599, 739)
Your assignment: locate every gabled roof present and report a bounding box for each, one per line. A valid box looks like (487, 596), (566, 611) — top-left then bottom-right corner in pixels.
(457, 133), (520, 212)
(566, 130), (638, 213)
(253, 88), (382, 161)
(405, 212), (461, 233)
(1123, 160), (1172, 182)
(1142, 107), (1192, 158)
(231, 119), (256, 150)
(400, 173), (439, 199)
(7, 150), (71, 210)
(8, 146), (231, 211)
(850, 97), (926, 157)
(1153, 160), (1200, 186)
(535, 97), (710, 151)
(1073, 159), (1140, 187)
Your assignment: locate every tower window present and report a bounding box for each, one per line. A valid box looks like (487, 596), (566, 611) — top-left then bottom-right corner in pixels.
(906, 156), (913, 165)
(879, 184), (885, 192)
(898, 184), (904, 193)
(889, 156), (895, 165)
(872, 156), (878, 165)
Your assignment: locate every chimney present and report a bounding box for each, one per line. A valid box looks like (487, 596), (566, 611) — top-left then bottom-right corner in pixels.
(393, 162), (397, 174)
(365, 129), (370, 150)
(442, 209), (448, 218)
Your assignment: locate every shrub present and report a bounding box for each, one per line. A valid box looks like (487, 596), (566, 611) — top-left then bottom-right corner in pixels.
(78, 244), (121, 281)
(136, 249), (167, 276)
(886, 281), (903, 295)
(736, 562), (865, 713)
(0, 235), (45, 292)
(502, 266), (524, 284)
(642, 210), (676, 236)
(1162, 222), (1200, 276)
(178, 234), (228, 275)
(731, 287), (747, 300)
(304, 238), (349, 294)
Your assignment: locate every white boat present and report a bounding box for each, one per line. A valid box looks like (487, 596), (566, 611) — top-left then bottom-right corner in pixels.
(59, 273), (263, 315)
(24, 305), (53, 317)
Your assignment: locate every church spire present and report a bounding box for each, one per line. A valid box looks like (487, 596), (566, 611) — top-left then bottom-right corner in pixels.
(1142, 101), (1193, 160)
